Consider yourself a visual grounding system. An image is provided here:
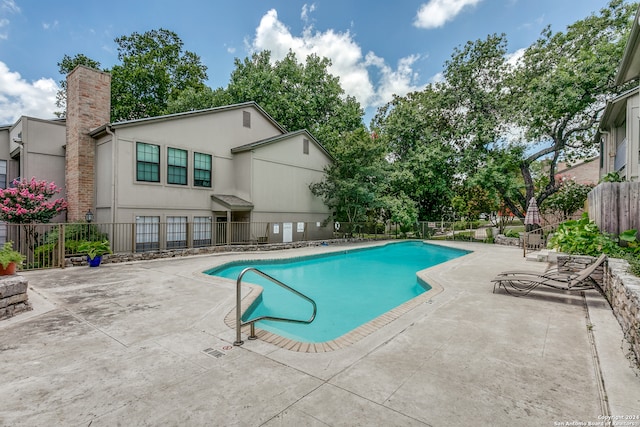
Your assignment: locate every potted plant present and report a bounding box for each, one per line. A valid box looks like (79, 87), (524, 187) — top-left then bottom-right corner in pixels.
(78, 240), (111, 267)
(0, 241), (25, 275)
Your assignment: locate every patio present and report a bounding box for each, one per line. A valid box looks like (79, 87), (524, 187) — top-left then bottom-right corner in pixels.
(1, 241), (639, 426)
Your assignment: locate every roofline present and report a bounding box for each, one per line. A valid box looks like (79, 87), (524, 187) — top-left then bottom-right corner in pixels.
(230, 129), (335, 161)
(557, 157), (598, 174)
(107, 101), (287, 134)
(599, 86), (639, 128)
(616, 6), (640, 85)
(1, 115), (66, 130)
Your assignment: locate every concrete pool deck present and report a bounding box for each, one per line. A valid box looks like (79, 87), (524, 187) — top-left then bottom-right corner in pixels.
(1, 240), (639, 426)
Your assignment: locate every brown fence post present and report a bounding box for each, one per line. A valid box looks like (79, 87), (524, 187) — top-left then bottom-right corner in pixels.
(131, 223), (137, 253)
(58, 224), (66, 268)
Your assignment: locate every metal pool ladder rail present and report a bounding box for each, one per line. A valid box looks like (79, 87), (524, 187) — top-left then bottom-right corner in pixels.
(234, 267), (317, 346)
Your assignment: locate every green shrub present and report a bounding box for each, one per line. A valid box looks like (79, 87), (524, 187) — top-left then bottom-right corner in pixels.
(548, 213), (621, 257)
(505, 229), (520, 239)
(452, 220), (480, 230)
(78, 240), (111, 259)
(599, 171), (624, 183)
(0, 241), (25, 269)
(486, 228), (494, 244)
(548, 214), (640, 279)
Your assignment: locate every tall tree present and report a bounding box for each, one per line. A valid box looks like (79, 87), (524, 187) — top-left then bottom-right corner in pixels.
(110, 28), (208, 121)
(54, 54), (101, 118)
(310, 128), (389, 223)
(506, 0), (636, 215)
(372, 87), (459, 220)
(222, 50), (363, 152)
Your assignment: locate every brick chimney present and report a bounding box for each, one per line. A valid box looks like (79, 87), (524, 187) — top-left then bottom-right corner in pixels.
(65, 66), (111, 221)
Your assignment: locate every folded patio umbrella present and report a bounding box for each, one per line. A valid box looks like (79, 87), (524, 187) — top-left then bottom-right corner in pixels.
(524, 197), (541, 226)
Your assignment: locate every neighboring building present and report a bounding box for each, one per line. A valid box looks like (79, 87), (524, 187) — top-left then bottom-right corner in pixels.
(555, 157), (599, 186)
(0, 117), (66, 203)
(597, 7), (640, 182)
(0, 116), (67, 243)
(0, 66), (334, 248)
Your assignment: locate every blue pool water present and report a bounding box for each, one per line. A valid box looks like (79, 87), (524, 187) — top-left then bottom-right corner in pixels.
(206, 241), (468, 342)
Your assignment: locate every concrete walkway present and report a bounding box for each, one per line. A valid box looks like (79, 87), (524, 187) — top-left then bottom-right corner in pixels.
(1, 241), (639, 426)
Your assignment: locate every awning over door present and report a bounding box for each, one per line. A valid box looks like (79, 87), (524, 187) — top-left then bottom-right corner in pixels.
(211, 194), (254, 212)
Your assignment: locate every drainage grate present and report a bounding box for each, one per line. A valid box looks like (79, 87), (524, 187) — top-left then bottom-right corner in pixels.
(202, 348), (225, 358)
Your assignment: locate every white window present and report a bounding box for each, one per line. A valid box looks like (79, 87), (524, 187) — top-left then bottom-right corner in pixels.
(167, 216), (187, 249)
(0, 160), (7, 189)
(193, 216), (212, 247)
(136, 216), (160, 252)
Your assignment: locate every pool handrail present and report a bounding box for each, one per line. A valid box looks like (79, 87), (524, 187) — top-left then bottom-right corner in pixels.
(234, 267), (317, 346)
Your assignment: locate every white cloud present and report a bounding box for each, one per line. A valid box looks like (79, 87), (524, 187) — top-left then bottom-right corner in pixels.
(301, 3), (316, 23)
(250, 8), (424, 110)
(429, 71), (445, 84)
(414, 0), (482, 29)
(506, 48), (525, 68)
(0, 61), (59, 124)
(0, 18), (8, 40)
(42, 20), (59, 30)
(0, 0), (19, 40)
(1, 0), (20, 14)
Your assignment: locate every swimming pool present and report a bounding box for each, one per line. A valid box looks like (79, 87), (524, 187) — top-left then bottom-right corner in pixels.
(207, 241), (468, 344)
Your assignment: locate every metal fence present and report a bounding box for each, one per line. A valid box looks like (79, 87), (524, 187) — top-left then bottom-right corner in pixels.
(0, 219), (497, 271)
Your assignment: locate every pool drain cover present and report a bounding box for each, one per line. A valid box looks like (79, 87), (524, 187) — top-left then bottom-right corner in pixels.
(202, 348), (225, 358)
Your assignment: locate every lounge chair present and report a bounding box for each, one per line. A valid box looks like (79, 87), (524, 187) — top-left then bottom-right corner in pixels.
(492, 253), (606, 296)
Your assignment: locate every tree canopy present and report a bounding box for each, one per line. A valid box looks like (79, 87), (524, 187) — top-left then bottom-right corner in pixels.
(55, 54), (102, 118)
(110, 28), (209, 122)
(371, 0), (636, 220)
(56, 1), (638, 224)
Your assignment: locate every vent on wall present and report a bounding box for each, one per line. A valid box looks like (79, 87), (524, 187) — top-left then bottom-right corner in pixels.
(303, 138), (309, 155)
(243, 111), (251, 128)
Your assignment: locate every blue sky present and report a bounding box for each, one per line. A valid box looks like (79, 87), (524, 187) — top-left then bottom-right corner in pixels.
(0, 0), (615, 125)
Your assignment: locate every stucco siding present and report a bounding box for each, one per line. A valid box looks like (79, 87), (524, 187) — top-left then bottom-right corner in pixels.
(95, 137), (113, 222)
(113, 107), (282, 155)
(0, 128), (9, 159)
(110, 139), (213, 222)
(20, 118), (66, 194)
(232, 151), (252, 202)
(249, 134), (332, 221)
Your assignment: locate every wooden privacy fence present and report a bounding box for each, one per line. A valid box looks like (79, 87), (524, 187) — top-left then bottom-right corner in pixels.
(588, 182), (640, 235)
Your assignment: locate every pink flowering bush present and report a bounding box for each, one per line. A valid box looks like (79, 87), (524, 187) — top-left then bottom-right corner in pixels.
(0, 178), (68, 223)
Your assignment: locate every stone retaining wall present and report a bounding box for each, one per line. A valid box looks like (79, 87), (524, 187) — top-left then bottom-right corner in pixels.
(558, 255), (640, 365)
(557, 255), (605, 286)
(494, 235), (521, 247)
(0, 275), (32, 320)
(602, 258), (640, 365)
(66, 238), (366, 267)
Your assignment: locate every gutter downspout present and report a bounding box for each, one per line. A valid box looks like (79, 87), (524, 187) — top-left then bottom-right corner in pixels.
(599, 130), (611, 176)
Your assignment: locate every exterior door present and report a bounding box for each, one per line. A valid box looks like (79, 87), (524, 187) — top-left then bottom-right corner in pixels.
(283, 222), (293, 243)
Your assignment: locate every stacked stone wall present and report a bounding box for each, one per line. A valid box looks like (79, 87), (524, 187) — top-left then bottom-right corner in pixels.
(0, 275), (31, 320)
(602, 258), (640, 365)
(66, 238), (366, 266)
(494, 235), (521, 247)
